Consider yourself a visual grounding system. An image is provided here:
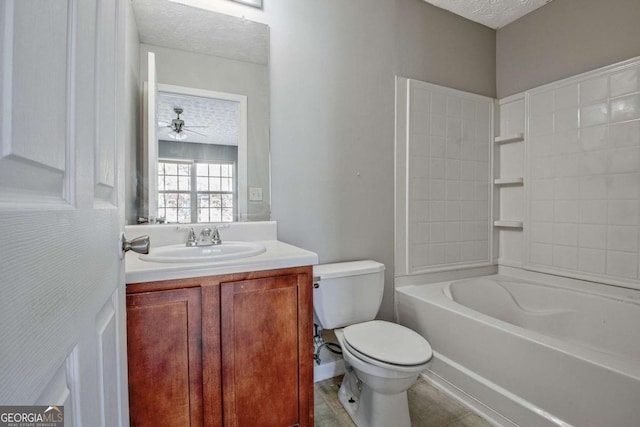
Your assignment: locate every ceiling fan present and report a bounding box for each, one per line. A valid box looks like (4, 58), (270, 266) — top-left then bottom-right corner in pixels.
(161, 107), (208, 140)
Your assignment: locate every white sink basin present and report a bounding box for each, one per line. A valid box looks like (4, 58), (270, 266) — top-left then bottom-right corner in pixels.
(140, 241), (266, 264)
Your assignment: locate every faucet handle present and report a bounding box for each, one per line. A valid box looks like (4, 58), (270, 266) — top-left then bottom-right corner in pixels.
(212, 228), (222, 245)
(187, 228), (197, 246)
(212, 224), (230, 245)
(177, 226), (197, 246)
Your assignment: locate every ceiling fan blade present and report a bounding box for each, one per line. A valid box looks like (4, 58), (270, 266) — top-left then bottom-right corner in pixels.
(184, 128), (208, 137)
(184, 125), (210, 128)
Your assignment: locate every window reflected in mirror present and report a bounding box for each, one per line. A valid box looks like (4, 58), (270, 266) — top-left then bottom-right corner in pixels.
(157, 159), (236, 224)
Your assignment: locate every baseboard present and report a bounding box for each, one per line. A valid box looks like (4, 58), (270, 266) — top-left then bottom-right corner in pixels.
(313, 359), (344, 383)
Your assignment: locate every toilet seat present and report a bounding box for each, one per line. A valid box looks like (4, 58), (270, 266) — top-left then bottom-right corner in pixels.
(342, 320), (432, 370)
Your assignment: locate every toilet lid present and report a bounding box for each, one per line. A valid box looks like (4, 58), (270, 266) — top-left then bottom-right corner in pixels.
(343, 320), (432, 366)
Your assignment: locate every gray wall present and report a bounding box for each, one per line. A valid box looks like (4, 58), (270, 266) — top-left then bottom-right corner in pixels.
(497, 0), (640, 97)
(268, 0), (495, 320)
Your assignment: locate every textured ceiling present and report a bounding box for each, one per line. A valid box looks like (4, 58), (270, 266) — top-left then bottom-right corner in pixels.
(423, 0), (553, 29)
(157, 92), (240, 146)
(131, 0), (269, 64)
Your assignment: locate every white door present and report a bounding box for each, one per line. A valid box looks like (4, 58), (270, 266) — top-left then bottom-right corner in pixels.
(0, 1), (129, 425)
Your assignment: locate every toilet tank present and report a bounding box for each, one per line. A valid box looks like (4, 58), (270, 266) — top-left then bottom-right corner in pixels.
(313, 260), (385, 330)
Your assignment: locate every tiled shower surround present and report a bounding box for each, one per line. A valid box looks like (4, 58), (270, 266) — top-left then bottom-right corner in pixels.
(406, 80), (493, 273)
(399, 57), (640, 287)
(527, 59), (640, 285)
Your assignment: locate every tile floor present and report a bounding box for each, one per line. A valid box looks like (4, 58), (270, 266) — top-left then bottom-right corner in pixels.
(314, 376), (492, 427)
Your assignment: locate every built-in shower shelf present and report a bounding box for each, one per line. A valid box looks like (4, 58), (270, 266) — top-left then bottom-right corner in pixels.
(494, 177), (524, 186)
(494, 133), (524, 144)
(493, 220), (523, 229)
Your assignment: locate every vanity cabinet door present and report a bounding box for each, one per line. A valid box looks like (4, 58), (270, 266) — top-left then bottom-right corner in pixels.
(220, 270), (313, 427)
(127, 287), (204, 426)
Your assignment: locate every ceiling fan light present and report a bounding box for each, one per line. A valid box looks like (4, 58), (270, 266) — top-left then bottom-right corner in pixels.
(168, 130), (188, 141)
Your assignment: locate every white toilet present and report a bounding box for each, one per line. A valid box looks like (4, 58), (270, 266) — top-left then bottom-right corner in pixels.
(313, 261), (432, 427)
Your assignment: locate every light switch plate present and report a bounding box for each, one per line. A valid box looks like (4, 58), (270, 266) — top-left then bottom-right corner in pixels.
(249, 187), (263, 201)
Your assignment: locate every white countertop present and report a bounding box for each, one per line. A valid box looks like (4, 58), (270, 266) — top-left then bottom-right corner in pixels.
(126, 239), (319, 284)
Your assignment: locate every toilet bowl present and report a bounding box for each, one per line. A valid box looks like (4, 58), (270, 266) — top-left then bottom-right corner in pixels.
(334, 321), (432, 427)
(313, 261), (433, 427)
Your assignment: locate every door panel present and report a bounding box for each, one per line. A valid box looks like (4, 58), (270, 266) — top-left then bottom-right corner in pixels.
(96, 291), (121, 426)
(0, 0), (69, 202)
(95, 0), (118, 203)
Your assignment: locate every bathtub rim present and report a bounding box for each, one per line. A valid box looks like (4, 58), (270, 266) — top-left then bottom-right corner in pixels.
(395, 273), (640, 380)
(498, 265), (640, 303)
(446, 273), (640, 310)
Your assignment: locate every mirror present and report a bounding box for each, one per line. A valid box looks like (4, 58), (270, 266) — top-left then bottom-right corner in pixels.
(130, 0), (270, 223)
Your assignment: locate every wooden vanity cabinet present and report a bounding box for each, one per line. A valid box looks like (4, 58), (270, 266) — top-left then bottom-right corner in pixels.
(126, 266), (314, 427)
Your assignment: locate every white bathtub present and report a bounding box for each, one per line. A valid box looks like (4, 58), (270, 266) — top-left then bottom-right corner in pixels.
(396, 273), (640, 426)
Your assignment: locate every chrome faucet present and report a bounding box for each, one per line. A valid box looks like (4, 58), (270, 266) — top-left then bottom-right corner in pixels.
(178, 225), (229, 246)
(197, 228), (215, 246)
